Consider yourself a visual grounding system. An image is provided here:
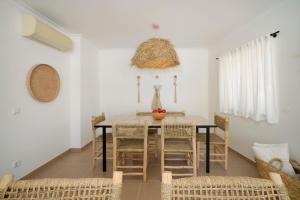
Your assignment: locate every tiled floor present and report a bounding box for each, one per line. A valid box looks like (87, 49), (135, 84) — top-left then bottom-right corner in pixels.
(25, 144), (258, 200)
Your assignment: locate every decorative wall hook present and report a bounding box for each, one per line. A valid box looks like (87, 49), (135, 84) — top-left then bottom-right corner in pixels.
(137, 75), (141, 104)
(173, 75), (177, 103)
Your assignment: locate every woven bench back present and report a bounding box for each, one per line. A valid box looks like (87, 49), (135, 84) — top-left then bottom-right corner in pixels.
(162, 173), (290, 200)
(0, 172), (123, 200)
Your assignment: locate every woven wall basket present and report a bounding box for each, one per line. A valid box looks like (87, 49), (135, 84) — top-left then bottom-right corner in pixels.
(131, 38), (180, 69)
(26, 64), (60, 102)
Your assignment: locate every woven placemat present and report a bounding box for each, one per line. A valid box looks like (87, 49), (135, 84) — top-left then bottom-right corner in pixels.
(26, 64), (60, 102)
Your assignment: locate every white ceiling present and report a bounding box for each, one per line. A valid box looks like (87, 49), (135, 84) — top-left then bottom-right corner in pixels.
(18, 0), (282, 48)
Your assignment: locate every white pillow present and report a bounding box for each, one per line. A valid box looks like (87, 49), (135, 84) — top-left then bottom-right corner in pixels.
(252, 143), (296, 176)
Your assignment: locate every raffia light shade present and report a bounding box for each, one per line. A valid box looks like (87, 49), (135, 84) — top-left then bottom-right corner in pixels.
(131, 38), (180, 69)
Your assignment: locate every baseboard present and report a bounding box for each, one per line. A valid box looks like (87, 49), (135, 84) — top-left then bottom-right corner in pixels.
(22, 142), (92, 180)
(70, 141), (91, 152)
(21, 149), (70, 180)
(229, 147), (256, 166)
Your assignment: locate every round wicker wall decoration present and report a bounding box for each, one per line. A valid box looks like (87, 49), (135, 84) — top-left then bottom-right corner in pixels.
(26, 64), (60, 102)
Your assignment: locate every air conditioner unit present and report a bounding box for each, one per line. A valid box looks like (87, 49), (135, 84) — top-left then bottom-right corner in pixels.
(21, 15), (73, 51)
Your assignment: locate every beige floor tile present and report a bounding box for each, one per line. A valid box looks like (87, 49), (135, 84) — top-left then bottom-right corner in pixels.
(122, 179), (142, 200)
(24, 144), (259, 200)
(139, 180), (161, 200)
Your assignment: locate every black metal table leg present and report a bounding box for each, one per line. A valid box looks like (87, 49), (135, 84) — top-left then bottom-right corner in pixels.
(206, 127), (210, 173)
(102, 127), (106, 172)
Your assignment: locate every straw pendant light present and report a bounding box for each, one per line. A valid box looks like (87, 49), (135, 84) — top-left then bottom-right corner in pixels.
(131, 24), (180, 69)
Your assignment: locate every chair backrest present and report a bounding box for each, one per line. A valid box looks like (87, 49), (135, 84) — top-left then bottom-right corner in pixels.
(214, 113), (229, 132)
(162, 122), (195, 139)
(166, 111), (185, 117)
(91, 113), (106, 127)
(113, 121), (148, 139)
(161, 171), (290, 200)
(0, 171), (123, 200)
(136, 111), (185, 117)
(136, 112), (152, 116)
(91, 113), (106, 138)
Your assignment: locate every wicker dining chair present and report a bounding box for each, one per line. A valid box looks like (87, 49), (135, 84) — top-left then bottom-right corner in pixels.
(113, 121), (148, 181)
(136, 111), (185, 117)
(0, 171), (123, 200)
(255, 158), (300, 200)
(161, 171), (290, 200)
(197, 113), (229, 170)
(91, 113), (113, 166)
(161, 121), (197, 177)
(136, 112), (159, 158)
(166, 111), (185, 117)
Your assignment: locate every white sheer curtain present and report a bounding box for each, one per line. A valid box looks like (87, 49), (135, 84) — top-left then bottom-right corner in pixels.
(219, 35), (278, 123)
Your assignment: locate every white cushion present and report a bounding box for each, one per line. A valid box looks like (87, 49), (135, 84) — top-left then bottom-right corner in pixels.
(252, 143), (296, 176)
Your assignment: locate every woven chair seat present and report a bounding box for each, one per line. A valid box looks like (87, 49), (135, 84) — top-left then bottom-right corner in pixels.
(94, 133), (113, 160)
(117, 139), (144, 152)
(197, 133), (224, 144)
(148, 128), (157, 135)
(95, 133), (113, 143)
(164, 139), (193, 152)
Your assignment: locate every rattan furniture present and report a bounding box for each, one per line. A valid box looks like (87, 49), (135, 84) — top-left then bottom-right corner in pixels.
(290, 159), (300, 174)
(113, 121), (148, 181)
(161, 122), (197, 177)
(91, 113), (113, 166)
(94, 115), (217, 173)
(166, 111), (185, 116)
(136, 111), (187, 158)
(256, 158), (300, 200)
(0, 171), (123, 200)
(136, 112), (159, 158)
(136, 111), (185, 116)
(162, 171), (290, 200)
(197, 113), (229, 170)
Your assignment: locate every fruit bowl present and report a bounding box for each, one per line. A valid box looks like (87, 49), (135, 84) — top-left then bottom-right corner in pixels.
(152, 108), (166, 120)
(152, 112), (166, 120)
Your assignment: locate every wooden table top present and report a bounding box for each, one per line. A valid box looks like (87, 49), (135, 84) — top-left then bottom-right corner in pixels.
(94, 115), (216, 128)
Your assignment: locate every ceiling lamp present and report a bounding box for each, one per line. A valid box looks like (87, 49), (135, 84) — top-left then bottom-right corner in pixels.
(131, 24), (180, 69)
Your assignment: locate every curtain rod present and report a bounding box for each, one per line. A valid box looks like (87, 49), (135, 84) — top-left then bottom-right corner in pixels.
(216, 31), (280, 60)
(270, 31), (280, 38)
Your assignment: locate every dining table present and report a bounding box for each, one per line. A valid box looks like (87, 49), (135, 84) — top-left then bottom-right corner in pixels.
(94, 115), (217, 173)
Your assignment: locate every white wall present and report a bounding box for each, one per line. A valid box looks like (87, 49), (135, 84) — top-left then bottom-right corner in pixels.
(69, 36), (81, 148)
(99, 48), (208, 117)
(69, 36), (100, 148)
(80, 37), (100, 146)
(69, 35), (100, 148)
(208, 0), (300, 161)
(0, 1), (70, 179)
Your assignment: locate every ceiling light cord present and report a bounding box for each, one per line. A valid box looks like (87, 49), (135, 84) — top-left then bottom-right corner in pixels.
(152, 23), (160, 38)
